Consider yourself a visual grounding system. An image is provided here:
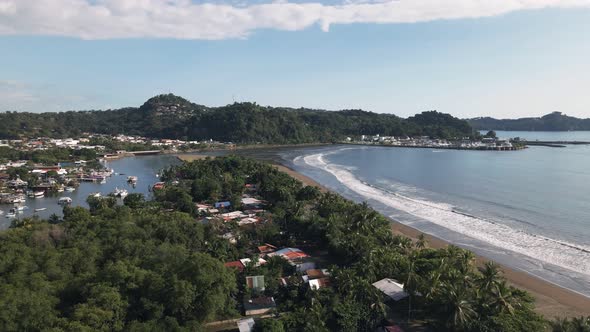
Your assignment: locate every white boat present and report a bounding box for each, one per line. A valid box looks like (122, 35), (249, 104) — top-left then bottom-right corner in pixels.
(57, 187), (65, 192)
(34, 208), (47, 212)
(15, 205), (27, 212)
(11, 196), (26, 204)
(89, 192), (101, 198)
(0, 210), (3, 215)
(112, 187), (128, 198)
(58, 197), (73, 205)
(65, 187), (76, 192)
(6, 212), (16, 218)
(127, 176), (138, 183)
(28, 191), (45, 198)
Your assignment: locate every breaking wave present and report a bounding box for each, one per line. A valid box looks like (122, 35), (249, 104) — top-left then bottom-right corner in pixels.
(303, 152), (590, 277)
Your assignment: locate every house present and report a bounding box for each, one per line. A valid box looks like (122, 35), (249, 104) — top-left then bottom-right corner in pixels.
(242, 197), (263, 207)
(309, 277), (331, 290)
(257, 244), (277, 255)
(267, 248), (309, 261)
(372, 278), (409, 302)
(224, 261), (245, 272)
(303, 269), (331, 290)
(246, 275), (265, 292)
(214, 201), (231, 209)
(221, 232), (237, 244)
(237, 318), (255, 332)
(244, 297), (276, 316)
(221, 211), (246, 221)
(267, 248), (314, 272)
(240, 257), (267, 268)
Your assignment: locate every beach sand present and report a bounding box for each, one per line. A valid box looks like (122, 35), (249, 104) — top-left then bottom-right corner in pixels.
(177, 153), (590, 318)
(273, 162), (590, 318)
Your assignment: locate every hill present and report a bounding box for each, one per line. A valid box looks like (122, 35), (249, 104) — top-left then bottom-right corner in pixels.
(0, 94), (475, 142)
(468, 112), (590, 131)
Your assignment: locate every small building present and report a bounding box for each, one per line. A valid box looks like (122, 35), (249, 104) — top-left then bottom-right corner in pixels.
(372, 278), (409, 302)
(237, 318), (255, 332)
(309, 277), (331, 290)
(246, 275), (266, 292)
(224, 261), (245, 272)
(215, 201), (231, 208)
(257, 244), (277, 255)
(244, 297), (276, 316)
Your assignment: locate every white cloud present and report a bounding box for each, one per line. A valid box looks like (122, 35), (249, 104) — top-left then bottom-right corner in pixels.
(0, 0), (588, 39)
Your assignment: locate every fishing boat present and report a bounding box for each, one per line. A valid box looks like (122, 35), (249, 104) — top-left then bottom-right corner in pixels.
(6, 208), (17, 218)
(27, 191), (45, 198)
(15, 205), (27, 212)
(65, 187), (76, 192)
(58, 197), (72, 205)
(34, 208), (47, 212)
(127, 176), (138, 184)
(11, 196), (26, 204)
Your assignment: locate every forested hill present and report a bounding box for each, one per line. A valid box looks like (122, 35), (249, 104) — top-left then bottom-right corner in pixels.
(0, 94), (474, 142)
(468, 112), (590, 131)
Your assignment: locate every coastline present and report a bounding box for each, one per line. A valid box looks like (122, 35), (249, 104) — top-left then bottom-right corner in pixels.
(177, 153), (590, 317)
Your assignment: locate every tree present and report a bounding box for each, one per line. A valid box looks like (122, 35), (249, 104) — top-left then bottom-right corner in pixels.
(485, 130), (497, 138)
(123, 193), (145, 209)
(254, 319), (285, 332)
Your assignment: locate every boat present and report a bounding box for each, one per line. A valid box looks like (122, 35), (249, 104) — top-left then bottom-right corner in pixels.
(15, 205), (27, 212)
(89, 192), (101, 198)
(127, 176), (138, 184)
(11, 196), (26, 204)
(65, 187), (76, 192)
(34, 208), (47, 212)
(0, 210), (3, 215)
(111, 187), (128, 198)
(28, 191), (45, 198)
(6, 208), (17, 218)
(58, 197), (73, 205)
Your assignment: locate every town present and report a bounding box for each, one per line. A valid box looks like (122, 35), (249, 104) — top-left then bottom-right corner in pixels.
(346, 134), (524, 151)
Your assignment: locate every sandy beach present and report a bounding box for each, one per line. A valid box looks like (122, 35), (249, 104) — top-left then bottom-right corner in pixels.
(177, 153), (590, 318)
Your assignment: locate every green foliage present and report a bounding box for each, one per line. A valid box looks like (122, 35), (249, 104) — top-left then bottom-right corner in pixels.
(0, 94), (475, 141)
(469, 111), (590, 131)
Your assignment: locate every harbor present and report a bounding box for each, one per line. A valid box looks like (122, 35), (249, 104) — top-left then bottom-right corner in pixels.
(0, 154), (180, 228)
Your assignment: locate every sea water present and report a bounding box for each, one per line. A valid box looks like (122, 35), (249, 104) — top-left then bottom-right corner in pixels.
(282, 138), (590, 298)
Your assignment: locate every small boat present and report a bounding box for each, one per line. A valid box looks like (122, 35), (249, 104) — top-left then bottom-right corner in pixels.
(34, 208), (47, 212)
(58, 197), (73, 205)
(89, 192), (101, 198)
(65, 187), (76, 192)
(11, 196), (26, 204)
(0, 210), (3, 215)
(15, 205), (27, 212)
(28, 191), (45, 198)
(111, 187), (128, 198)
(127, 176), (138, 184)
(56, 187), (65, 193)
(6, 212), (16, 218)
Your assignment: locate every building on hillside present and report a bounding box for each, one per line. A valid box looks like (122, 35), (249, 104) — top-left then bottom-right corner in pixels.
(246, 275), (266, 292)
(237, 318), (255, 332)
(372, 278), (409, 302)
(244, 297), (276, 316)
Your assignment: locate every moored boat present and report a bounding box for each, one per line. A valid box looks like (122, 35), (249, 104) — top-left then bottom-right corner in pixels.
(34, 208), (47, 212)
(58, 197), (73, 205)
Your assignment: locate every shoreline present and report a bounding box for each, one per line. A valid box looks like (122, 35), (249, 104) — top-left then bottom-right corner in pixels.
(176, 153), (590, 317)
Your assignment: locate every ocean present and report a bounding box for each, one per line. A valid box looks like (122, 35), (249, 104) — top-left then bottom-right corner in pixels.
(279, 132), (590, 298)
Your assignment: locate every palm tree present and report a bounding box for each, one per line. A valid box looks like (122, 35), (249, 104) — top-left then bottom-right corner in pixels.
(440, 283), (477, 331)
(489, 281), (517, 315)
(415, 233), (428, 250)
(404, 255), (420, 322)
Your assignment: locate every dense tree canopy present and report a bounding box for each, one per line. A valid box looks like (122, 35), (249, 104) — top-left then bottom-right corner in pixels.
(469, 112), (590, 132)
(0, 156), (554, 331)
(0, 94), (475, 141)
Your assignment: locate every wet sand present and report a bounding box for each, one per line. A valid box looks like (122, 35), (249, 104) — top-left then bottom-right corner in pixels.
(177, 153), (590, 318)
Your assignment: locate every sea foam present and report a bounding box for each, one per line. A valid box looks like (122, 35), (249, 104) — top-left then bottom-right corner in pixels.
(303, 152), (590, 278)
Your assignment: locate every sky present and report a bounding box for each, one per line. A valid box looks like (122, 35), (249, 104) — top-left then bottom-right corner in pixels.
(0, 0), (589, 119)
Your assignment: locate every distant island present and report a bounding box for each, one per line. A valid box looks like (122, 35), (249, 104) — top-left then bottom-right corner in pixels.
(0, 94), (475, 142)
(468, 112), (590, 131)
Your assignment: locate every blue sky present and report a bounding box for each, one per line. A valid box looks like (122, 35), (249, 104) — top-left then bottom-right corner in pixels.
(1, 0), (589, 118)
